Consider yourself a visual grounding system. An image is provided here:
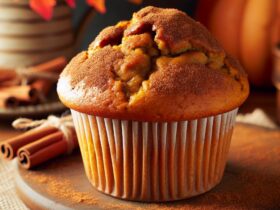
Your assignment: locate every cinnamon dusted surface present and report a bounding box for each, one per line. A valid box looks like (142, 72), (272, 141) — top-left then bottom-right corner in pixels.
(58, 6), (249, 121)
(14, 123), (280, 210)
(0, 125), (27, 210)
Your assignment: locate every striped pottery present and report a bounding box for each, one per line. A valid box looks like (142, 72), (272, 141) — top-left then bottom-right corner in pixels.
(0, 0), (74, 68)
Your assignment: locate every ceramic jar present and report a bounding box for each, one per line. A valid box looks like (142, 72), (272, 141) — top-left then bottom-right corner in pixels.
(0, 0), (74, 68)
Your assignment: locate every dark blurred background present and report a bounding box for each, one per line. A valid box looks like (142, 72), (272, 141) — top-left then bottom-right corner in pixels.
(73, 0), (197, 50)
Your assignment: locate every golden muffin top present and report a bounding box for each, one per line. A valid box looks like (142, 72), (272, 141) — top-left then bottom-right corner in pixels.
(57, 6), (249, 121)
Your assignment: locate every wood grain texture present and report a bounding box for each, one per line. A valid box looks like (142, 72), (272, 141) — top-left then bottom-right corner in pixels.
(14, 123), (280, 210)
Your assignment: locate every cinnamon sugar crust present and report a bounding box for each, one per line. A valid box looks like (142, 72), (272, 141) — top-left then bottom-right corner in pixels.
(57, 6), (249, 121)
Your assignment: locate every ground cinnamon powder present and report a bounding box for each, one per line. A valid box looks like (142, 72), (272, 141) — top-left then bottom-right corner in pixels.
(21, 124), (280, 210)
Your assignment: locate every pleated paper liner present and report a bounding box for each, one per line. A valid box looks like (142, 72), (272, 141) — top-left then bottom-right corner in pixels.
(71, 108), (238, 202)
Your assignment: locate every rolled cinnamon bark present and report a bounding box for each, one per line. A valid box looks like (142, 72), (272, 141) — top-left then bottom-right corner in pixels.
(0, 85), (39, 107)
(0, 126), (57, 160)
(0, 56), (67, 84)
(31, 79), (53, 95)
(31, 79), (54, 102)
(0, 69), (17, 83)
(26, 56), (67, 74)
(0, 78), (21, 87)
(17, 131), (78, 169)
(0, 93), (19, 108)
(17, 131), (66, 169)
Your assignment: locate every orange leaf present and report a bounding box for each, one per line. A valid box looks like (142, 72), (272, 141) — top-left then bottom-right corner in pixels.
(30, 0), (56, 20)
(128, 0), (142, 5)
(65, 0), (75, 8)
(87, 0), (106, 13)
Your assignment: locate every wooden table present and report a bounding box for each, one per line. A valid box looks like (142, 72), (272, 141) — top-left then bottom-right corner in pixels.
(12, 123), (280, 210)
(0, 91), (279, 210)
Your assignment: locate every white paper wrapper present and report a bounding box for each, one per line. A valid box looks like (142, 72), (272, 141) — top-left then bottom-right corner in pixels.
(71, 108), (238, 202)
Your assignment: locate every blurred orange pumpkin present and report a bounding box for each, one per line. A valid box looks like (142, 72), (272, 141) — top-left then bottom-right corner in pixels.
(196, 0), (280, 86)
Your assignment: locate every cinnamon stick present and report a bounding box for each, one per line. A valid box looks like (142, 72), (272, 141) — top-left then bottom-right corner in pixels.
(31, 79), (53, 95)
(17, 131), (78, 169)
(0, 56), (67, 84)
(0, 69), (17, 84)
(31, 79), (54, 102)
(0, 94), (19, 108)
(0, 78), (21, 87)
(0, 85), (39, 108)
(17, 131), (66, 169)
(1, 115), (77, 169)
(0, 126), (57, 160)
(27, 56), (67, 74)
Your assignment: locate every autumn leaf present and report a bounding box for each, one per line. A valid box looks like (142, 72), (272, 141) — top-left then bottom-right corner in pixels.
(65, 0), (75, 8)
(29, 0), (140, 20)
(129, 0), (142, 5)
(30, 0), (56, 20)
(87, 0), (106, 13)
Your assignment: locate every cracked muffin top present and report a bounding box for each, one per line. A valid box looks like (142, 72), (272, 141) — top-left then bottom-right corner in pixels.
(57, 6), (249, 121)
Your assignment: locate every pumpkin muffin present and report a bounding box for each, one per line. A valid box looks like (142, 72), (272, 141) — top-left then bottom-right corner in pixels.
(57, 6), (249, 202)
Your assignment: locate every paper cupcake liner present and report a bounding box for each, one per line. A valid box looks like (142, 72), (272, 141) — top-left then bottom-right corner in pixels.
(71, 108), (238, 202)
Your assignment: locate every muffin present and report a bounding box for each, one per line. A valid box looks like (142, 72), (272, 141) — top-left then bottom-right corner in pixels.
(57, 6), (249, 202)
